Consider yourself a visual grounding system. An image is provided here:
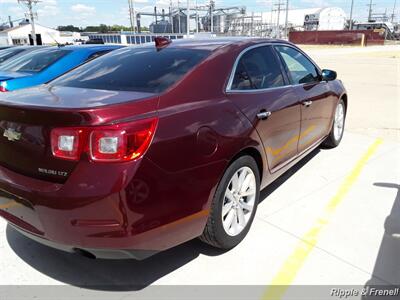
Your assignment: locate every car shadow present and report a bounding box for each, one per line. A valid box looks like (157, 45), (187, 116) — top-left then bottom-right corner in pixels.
(6, 148), (321, 291)
(6, 225), (225, 291)
(362, 183), (400, 299)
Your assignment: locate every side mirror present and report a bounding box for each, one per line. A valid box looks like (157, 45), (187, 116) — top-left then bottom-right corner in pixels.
(321, 69), (337, 81)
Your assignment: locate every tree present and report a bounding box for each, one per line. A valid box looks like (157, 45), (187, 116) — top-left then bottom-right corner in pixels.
(57, 25), (81, 32)
(98, 24), (108, 33)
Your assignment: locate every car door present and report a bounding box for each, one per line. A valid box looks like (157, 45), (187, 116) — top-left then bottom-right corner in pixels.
(274, 45), (336, 154)
(226, 45), (301, 171)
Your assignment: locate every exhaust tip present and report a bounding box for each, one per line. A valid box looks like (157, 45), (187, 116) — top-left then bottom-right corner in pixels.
(74, 248), (96, 259)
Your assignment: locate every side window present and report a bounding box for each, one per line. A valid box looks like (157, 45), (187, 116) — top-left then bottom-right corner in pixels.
(275, 46), (320, 85)
(230, 46), (285, 91)
(86, 50), (111, 62)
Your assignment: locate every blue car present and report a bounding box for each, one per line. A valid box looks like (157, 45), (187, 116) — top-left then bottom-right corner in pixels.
(0, 45), (123, 92)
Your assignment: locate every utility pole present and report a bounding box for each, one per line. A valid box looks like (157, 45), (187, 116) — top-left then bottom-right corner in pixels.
(18, 0), (40, 45)
(8, 16), (13, 28)
(392, 0), (397, 22)
(368, 0), (374, 22)
(195, 0), (199, 33)
(210, 0), (215, 33)
(128, 0), (134, 32)
(270, 2), (273, 30)
(178, 0), (181, 33)
(186, 0), (190, 35)
(170, 0), (174, 33)
(284, 0), (289, 38)
(349, 0), (354, 30)
(250, 11), (254, 36)
(132, 0), (136, 33)
(274, 1), (284, 38)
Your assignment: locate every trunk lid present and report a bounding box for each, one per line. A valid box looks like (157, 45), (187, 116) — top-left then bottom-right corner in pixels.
(0, 86), (158, 183)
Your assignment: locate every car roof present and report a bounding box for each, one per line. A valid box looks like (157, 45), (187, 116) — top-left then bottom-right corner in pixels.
(58, 44), (124, 51)
(8, 46), (48, 50)
(136, 37), (291, 52)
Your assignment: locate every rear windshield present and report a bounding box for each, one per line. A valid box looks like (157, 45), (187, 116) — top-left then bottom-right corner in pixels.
(51, 47), (210, 93)
(0, 48), (71, 73)
(0, 48), (26, 64)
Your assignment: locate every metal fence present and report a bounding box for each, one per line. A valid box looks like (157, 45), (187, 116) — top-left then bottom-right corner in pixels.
(87, 33), (185, 45)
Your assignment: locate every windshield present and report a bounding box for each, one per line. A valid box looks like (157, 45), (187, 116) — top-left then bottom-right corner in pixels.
(0, 48), (71, 73)
(51, 46), (210, 93)
(0, 48), (27, 64)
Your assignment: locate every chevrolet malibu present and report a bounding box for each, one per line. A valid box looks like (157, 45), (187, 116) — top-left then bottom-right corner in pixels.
(0, 38), (347, 260)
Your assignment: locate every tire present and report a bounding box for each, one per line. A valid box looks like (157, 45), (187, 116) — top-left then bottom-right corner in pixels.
(322, 99), (346, 148)
(199, 155), (260, 249)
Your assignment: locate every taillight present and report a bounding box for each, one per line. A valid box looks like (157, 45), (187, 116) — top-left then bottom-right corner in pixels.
(0, 86), (8, 92)
(50, 118), (158, 162)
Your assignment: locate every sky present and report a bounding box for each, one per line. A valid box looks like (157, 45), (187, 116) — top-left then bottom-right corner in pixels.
(0, 0), (398, 28)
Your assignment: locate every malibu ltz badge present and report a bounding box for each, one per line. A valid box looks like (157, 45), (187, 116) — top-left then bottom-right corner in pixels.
(3, 128), (21, 142)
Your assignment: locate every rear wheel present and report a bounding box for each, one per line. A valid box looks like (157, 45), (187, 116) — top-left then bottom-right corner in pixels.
(322, 99), (346, 148)
(200, 155), (260, 249)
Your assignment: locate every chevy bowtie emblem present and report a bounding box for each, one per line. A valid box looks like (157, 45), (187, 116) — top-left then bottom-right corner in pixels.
(3, 128), (21, 142)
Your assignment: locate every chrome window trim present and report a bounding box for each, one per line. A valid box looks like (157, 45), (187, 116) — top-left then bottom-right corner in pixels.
(225, 42), (322, 94)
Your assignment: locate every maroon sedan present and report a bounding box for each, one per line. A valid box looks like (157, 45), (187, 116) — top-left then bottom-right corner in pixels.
(0, 38), (347, 259)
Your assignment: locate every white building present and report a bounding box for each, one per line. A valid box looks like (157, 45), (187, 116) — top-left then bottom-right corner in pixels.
(0, 23), (81, 46)
(262, 7), (347, 31)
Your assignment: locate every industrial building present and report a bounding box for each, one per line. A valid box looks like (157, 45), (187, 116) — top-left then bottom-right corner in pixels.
(130, 4), (347, 38)
(261, 7), (347, 31)
(0, 23), (82, 46)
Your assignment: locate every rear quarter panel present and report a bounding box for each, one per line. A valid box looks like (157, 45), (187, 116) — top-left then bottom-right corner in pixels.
(132, 45), (268, 241)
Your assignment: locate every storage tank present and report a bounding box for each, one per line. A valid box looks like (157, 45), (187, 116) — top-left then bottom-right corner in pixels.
(202, 12), (242, 33)
(317, 7), (347, 30)
(150, 20), (173, 33)
(261, 7), (346, 31)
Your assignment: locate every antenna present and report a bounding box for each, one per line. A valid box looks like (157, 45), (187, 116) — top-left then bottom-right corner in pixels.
(18, 0), (40, 45)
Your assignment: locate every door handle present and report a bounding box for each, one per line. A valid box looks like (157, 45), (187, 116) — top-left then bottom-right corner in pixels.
(256, 110), (272, 120)
(302, 100), (313, 107)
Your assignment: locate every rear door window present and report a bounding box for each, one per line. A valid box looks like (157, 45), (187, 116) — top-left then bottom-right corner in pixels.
(52, 47), (210, 93)
(85, 50), (112, 62)
(230, 46), (285, 91)
(0, 48), (71, 73)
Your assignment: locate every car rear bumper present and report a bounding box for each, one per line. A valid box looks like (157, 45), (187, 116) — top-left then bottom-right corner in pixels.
(10, 224), (159, 260)
(0, 157), (222, 258)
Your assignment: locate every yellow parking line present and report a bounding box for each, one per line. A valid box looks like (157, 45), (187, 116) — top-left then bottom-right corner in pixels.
(262, 138), (383, 300)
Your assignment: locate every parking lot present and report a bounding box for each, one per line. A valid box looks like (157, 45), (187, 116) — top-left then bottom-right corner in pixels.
(0, 45), (399, 298)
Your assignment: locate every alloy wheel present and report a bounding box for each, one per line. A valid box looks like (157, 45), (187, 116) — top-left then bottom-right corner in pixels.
(333, 102), (345, 141)
(222, 166), (256, 236)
